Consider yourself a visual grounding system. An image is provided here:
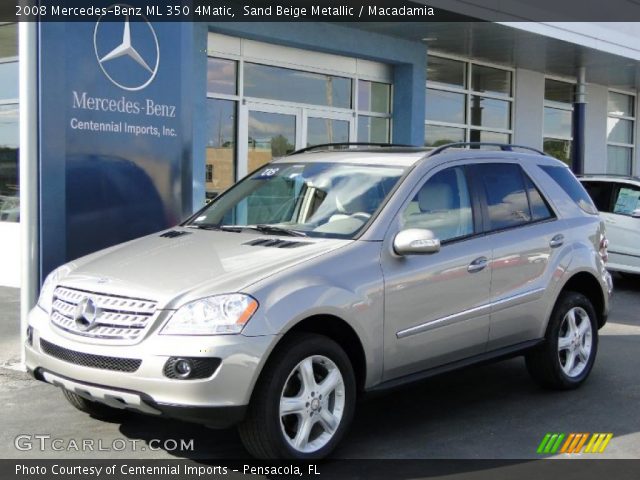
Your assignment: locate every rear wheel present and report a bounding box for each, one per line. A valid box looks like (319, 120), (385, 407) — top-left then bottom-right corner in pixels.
(238, 333), (356, 459)
(526, 291), (598, 389)
(62, 390), (126, 419)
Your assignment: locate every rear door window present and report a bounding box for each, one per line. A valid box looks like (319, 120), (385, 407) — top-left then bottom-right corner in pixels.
(472, 163), (555, 232)
(524, 175), (554, 222)
(475, 163), (531, 231)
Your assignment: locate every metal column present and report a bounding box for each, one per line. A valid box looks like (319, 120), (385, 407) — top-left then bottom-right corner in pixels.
(571, 66), (586, 174)
(18, 22), (39, 369)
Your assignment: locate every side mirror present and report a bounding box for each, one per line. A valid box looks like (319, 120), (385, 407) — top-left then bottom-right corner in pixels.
(632, 209), (640, 219)
(393, 229), (441, 256)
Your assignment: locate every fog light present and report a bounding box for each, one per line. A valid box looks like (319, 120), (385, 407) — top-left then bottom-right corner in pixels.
(163, 356), (221, 380)
(173, 358), (193, 379)
(26, 326), (33, 346)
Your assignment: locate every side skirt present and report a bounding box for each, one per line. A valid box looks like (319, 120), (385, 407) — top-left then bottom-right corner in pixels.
(366, 339), (544, 394)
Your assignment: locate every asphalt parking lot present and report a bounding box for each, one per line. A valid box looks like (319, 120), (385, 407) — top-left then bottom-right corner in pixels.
(1, 274), (639, 460)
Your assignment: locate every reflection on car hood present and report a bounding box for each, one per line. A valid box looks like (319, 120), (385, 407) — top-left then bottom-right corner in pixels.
(59, 228), (349, 307)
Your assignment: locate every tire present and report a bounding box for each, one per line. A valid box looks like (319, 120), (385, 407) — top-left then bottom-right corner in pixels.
(238, 333), (356, 459)
(526, 291), (598, 390)
(62, 389), (127, 420)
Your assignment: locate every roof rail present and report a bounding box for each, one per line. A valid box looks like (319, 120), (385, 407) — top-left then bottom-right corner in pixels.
(427, 142), (545, 157)
(288, 142), (415, 155)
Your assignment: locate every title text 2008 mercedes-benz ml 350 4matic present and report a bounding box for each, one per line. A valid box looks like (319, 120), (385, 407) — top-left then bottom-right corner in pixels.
(26, 143), (613, 459)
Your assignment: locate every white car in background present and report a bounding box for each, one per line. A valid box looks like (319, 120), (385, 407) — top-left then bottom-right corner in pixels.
(580, 175), (640, 275)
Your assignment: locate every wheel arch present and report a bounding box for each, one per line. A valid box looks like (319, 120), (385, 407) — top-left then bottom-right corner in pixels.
(555, 271), (607, 329)
(258, 314), (368, 394)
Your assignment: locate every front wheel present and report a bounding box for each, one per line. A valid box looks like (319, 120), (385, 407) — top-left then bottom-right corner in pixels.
(238, 333), (356, 459)
(526, 291), (598, 389)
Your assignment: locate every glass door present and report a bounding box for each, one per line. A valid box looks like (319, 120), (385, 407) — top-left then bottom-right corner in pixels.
(239, 102), (354, 178)
(241, 103), (300, 177)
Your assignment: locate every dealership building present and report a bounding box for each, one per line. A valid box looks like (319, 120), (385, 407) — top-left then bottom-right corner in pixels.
(1, 9), (640, 321)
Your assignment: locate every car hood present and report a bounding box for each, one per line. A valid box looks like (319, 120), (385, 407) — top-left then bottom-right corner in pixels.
(59, 228), (350, 308)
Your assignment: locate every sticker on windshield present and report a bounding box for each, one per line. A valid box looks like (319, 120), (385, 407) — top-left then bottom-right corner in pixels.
(255, 167), (281, 179)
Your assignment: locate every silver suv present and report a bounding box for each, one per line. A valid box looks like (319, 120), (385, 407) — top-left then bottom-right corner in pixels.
(26, 143), (613, 459)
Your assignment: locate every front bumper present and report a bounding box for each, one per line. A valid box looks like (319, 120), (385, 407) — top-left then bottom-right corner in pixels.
(26, 306), (276, 427)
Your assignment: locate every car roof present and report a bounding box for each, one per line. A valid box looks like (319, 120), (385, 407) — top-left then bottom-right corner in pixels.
(578, 174), (640, 183)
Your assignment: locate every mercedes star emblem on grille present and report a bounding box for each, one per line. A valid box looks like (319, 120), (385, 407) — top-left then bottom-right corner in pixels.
(74, 297), (99, 331)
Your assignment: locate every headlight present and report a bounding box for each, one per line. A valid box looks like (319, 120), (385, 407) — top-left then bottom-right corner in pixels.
(37, 265), (72, 313)
(161, 294), (258, 335)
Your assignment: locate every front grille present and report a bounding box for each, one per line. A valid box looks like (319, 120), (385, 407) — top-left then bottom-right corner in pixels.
(40, 339), (142, 372)
(50, 287), (158, 344)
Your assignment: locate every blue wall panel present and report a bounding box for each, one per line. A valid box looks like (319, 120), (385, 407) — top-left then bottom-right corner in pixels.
(38, 20), (196, 280)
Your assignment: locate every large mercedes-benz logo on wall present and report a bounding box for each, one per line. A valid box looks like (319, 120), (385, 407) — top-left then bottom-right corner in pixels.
(74, 297), (100, 331)
(93, 6), (160, 91)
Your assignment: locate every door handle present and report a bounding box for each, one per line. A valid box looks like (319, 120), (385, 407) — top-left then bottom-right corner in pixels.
(549, 234), (564, 248)
(468, 256), (488, 273)
(605, 218), (616, 224)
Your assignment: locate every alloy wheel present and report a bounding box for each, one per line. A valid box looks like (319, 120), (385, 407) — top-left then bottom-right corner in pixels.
(279, 355), (346, 453)
(557, 306), (593, 378)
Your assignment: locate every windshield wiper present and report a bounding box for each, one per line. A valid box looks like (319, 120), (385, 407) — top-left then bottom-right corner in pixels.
(189, 223), (306, 236)
(187, 224), (243, 232)
(246, 224), (308, 237)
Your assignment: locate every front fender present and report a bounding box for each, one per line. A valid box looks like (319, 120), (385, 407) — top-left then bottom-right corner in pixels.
(242, 242), (385, 387)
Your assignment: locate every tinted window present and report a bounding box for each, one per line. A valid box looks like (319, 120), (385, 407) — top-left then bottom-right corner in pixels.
(545, 79), (574, 104)
(612, 184), (640, 216)
(244, 63), (351, 109)
(540, 165), (598, 215)
(477, 164), (530, 230)
(469, 96), (510, 129)
(524, 175), (554, 221)
(425, 89), (465, 124)
(427, 56), (465, 89)
(207, 57), (237, 95)
(358, 80), (391, 114)
(0, 62), (18, 101)
(471, 65), (511, 96)
(402, 166), (474, 242)
(581, 181), (614, 213)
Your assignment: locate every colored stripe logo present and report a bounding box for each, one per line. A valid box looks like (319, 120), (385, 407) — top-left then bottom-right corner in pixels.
(537, 433), (613, 454)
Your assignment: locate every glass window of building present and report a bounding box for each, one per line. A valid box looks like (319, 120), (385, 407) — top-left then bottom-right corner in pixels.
(205, 98), (236, 199)
(244, 63), (352, 109)
(0, 23), (19, 223)
(357, 80), (391, 143)
(206, 57), (239, 199)
(206, 39), (392, 203)
(207, 57), (237, 96)
(543, 78), (574, 165)
(607, 91), (635, 175)
(425, 55), (513, 147)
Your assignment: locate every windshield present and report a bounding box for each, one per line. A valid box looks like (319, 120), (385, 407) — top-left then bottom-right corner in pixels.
(188, 162), (406, 238)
